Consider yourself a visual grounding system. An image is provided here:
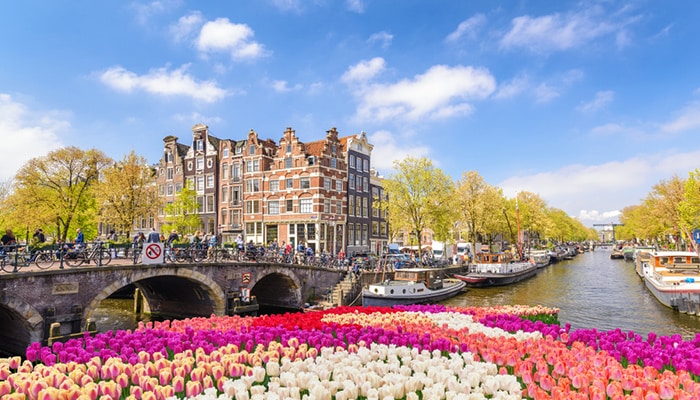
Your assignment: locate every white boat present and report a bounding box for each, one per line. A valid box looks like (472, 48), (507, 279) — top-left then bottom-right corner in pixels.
(642, 251), (700, 314)
(527, 250), (551, 268)
(362, 268), (466, 307)
(633, 246), (657, 278)
(453, 251), (538, 287)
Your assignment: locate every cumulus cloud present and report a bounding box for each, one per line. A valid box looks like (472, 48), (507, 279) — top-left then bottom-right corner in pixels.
(446, 14), (486, 42)
(498, 150), (700, 225)
(196, 18), (268, 60)
(368, 31), (393, 49)
(98, 64), (228, 102)
(341, 57), (386, 83)
(169, 11), (204, 43)
(367, 130), (431, 174)
(347, 63), (496, 122)
(577, 90), (614, 112)
(0, 94), (67, 181)
(500, 5), (638, 53)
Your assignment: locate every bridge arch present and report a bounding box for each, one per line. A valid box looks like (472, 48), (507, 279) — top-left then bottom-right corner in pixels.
(85, 268), (226, 322)
(249, 267), (303, 308)
(0, 297), (44, 355)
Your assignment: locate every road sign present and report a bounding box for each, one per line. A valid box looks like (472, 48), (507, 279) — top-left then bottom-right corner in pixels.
(142, 243), (164, 264)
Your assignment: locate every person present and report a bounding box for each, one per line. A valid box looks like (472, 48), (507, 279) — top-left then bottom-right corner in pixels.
(75, 228), (85, 248)
(207, 232), (218, 258)
(235, 234), (244, 255)
(167, 230), (179, 244)
(108, 230), (119, 258)
(147, 227), (160, 243)
(1, 229), (16, 256)
(33, 229), (46, 244)
(134, 232), (146, 249)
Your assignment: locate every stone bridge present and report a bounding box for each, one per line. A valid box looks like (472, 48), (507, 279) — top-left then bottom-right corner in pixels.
(0, 262), (344, 356)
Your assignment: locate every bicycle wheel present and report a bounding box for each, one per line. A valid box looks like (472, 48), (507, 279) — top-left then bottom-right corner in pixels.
(34, 252), (55, 269)
(192, 249), (205, 263)
(92, 249), (112, 266)
(63, 252), (84, 267)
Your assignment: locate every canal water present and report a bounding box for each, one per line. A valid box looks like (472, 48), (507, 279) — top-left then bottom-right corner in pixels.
(92, 249), (700, 339)
(442, 248), (700, 339)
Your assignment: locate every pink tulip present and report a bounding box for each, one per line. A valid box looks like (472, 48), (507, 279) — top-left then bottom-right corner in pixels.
(0, 380), (12, 397)
(158, 369), (171, 386)
(185, 381), (202, 398)
(171, 376), (184, 393)
(29, 379), (48, 399)
(129, 385), (143, 399)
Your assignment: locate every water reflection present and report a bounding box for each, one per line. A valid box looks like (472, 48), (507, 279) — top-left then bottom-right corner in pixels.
(443, 249), (700, 338)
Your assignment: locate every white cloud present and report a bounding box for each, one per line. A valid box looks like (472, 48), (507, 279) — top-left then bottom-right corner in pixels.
(172, 112), (223, 125)
(368, 31), (393, 49)
(446, 14), (486, 42)
(498, 149), (700, 226)
(500, 7), (629, 53)
(196, 18), (269, 60)
(0, 94), (67, 182)
(346, 0), (366, 13)
(341, 57), (386, 84)
(534, 83), (559, 103)
(494, 74), (529, 99)
(368, 130), (430, 174)
(169, 11), (204, 43)
(660, 101), (700, 133)
(270, 0), (303, 13)
(577, 90), (614, 112)
(99, 64), (228, 102)
(350, 64), (496, 122)
(270, 80), (302, 92)
(130, 0), (181, 24)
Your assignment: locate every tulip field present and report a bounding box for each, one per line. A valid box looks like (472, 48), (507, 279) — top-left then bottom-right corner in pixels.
(1, 304), (700, 399)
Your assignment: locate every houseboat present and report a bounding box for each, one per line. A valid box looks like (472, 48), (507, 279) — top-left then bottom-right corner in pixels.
(362, 268), (466, 306)
(642, 251), (700, 314)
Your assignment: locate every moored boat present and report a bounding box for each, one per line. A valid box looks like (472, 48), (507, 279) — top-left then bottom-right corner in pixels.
(633, 246), (657, 277)
(527, 249), (551, 268)
(362, 268), (466, 306)
(453, 252), (538, 288)
(642, 251), (700, 314)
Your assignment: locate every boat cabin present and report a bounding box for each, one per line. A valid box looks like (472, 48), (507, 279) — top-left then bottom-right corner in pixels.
(474, 252), (513, 264)
(394, 268), (443, 290)
(650, 251), (700, 270)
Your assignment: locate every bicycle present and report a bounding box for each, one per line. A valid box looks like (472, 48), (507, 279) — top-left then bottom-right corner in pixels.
(63, 242), (112, 267)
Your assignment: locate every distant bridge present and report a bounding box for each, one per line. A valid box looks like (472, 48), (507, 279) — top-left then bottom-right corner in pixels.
(0, 262), (344, 356)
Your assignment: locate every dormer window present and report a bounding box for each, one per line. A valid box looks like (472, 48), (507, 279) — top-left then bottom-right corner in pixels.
(249, 145), (255, 155)
(223, 148), (229, 158)
(286, 144), (292, 153)
(195, 139), (203, 151)
(308, 156), (315, 166)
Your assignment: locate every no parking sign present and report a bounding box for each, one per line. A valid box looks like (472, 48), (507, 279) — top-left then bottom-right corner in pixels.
(142, 243), (164, 264)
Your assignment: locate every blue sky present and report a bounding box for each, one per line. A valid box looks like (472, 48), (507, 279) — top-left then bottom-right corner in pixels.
(2, 1), (699, 228)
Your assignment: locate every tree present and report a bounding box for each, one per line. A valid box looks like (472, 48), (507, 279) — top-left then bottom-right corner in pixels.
(454, 170), (505, 251)
(94, 150), (161, 239)
(162, 185), (200, 236)
(378, 157), (455, 258)
(6, 147), (111, 242)
(679, 169), (700, 253)
(646, 175), (686, 248)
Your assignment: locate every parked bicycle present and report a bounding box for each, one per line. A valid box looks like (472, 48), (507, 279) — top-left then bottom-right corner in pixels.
(0, 246), (54, 272)
(63, 242), (112, 267)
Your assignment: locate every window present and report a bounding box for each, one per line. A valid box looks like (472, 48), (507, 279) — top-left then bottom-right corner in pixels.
(187, 161), (193, 171)
(207, 158), (213, 168)
(355, 195), (361, 216)
(349, 196), (355, 217)
(246, 179), (260, 193)
(232, 164), (240, 181)
(166, 167), (173, 180)
(235, 146), (242, 155)
(197, 196), (204, 213)
(175, 183), (182, 193)
(363, 177), (369, 192)
(348, 174), (355, 190)
(356, 157), (362, 170)
(158, 185), (165, 195)
(222, 163), (228, 179)
(331, 158), (337, 168)
(286, 199), (293, 213)
(223, 148), (229, 157)
(196, 157), (204, 170)
(206, 175), (214, 188)
(286, 178), (293, 189)
(372, 221), (378, 235)
(299, 198), (313, 213)
(196, 176), (204, 191)
(363, 197), (368, 217)
(363, 159), (369, 172)
(331, 144), (336, 153)
(336, 180), (342, 191)
(300, 177), (310, 189)
(249, 145), (256, 155)
(268, 200), (280, 215)
(222, 186), (228, 202)
(285, 157), (292, 168)
(164, 151), (172, 162)
(269, 180), (279, 192)
(166, 184), (173, 196)
(308, 156), (315, 165)
(324, 199), (330, 213)
(246, 200), (260, 213)
(324, 178), (330, 191)
(195, 139), (203, 151)
(231, 187), (241, 205)
(207, 195), (215, 213)
(286, 144), (292, 153)
(349, 155), (355, 169)
(348, 223), (354, 245)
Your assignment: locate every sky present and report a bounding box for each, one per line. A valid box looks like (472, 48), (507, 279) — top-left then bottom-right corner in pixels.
(2, 1), (699, 228)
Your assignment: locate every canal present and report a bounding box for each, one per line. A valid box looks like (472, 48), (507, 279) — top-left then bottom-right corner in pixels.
(442, 248), (700, 338)
(92, 248), (700, 338)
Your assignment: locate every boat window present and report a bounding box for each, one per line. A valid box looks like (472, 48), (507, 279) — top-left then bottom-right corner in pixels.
(674, 257), (686, 264)
(660, 257), (669, 265)
(693, 257), (700, 263)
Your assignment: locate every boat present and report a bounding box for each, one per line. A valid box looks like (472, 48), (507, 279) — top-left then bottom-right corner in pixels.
(633, 246), (657, 278)
(453, 251), (538, 287)
(362, 268), (466, 306)
(527, 249), (551, 268)
(610, 247), (625, 259)
(642, 251), (700, 314)
(622, 246), (636, 261)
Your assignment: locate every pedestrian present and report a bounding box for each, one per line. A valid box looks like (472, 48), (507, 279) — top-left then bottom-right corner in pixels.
(147, 227), (160, 243)
(75, 228), (85, 248)
(167, 230), (179, 243)
(33, 229), (46, 243)
(108, 230), (119, 258)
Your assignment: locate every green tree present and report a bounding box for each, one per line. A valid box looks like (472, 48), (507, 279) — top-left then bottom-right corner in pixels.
(162, 185), (200, 236)
(679, 169), (700, 253)
(455, 170), (505, 251)
(379, 157), (455, 257)
(95, 150), (161, 240)
(5, 147), (111, 242)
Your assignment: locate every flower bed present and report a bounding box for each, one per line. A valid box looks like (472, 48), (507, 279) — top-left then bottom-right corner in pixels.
(1, 304), (699, 399)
